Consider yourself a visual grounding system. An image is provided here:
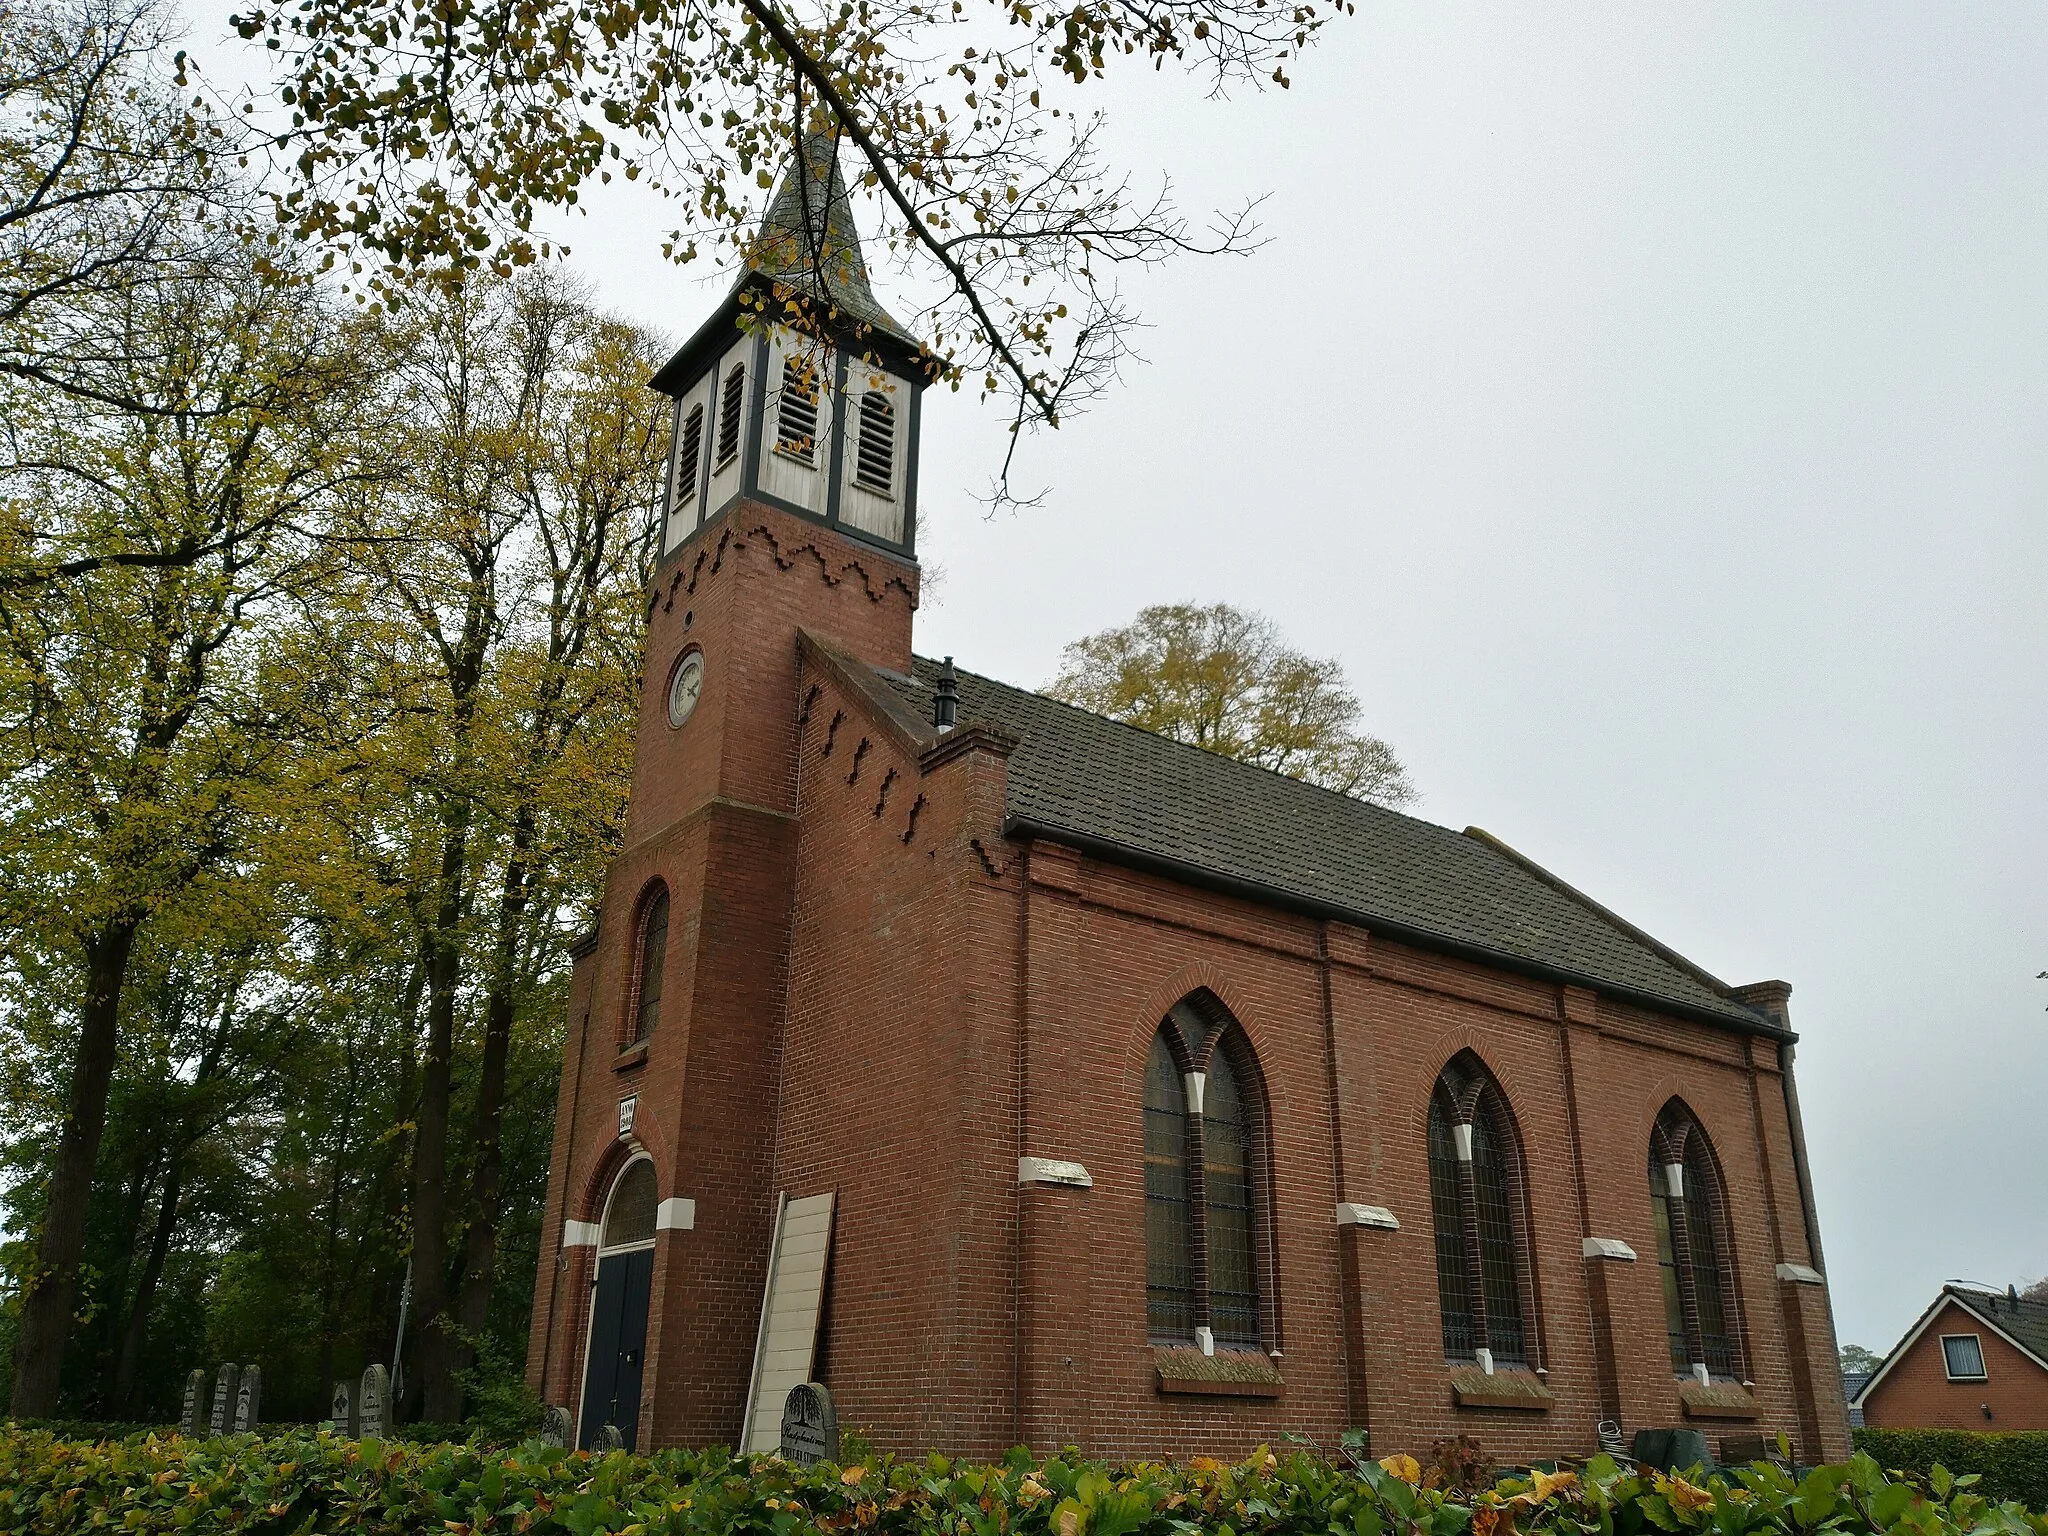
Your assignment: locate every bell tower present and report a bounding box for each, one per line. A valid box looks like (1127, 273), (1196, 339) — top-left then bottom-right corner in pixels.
(528, 138), (928, 1450)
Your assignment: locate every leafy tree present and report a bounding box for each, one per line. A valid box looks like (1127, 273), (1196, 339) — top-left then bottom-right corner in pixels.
(1046, 602), (1419, 808)
(232, 0), (1343, 493)
(1840, 1343), (1884, 1375)
(0, 229), (385, 1416)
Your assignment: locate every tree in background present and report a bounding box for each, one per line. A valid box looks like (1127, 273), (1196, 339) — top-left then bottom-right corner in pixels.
(1839, 1343), (1883, 1375)
(1046, 603), (1419, 809)
(233, 0), (1340, 498)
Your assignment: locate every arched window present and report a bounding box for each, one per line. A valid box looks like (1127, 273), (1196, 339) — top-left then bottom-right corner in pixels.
(673, 402), (705, 512)
(631, 888), (669, 1043)
(1649, 1103), (1742, 1381)
(716, 363), (746, 466)
(602, 1159), (659, 1250)
(1426, 1053), (1534, 1369)
(1143, 1034), (1192, 1339)
(1142, 997), (1267, 1350)
(775, 356), (821, 462)
(854, 391), (894, 493)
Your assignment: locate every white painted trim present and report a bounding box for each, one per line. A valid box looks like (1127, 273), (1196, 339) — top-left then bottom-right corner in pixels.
(1473, 1347), (1495, 1376)
(1452, 1122), (1474, 1162)
(1775, 1262), (1825, 1284)
(562, 1220), (601, 1248)
(1018, 1156), (1092, 1188)
(1184, 1072), (1207, 1116)
(1583, 1237), (1638, 1261)
(657, 1197), (696, 1232)
(1940, 1333), (1988, 1382)
(1693, 1362), (1711, 1387)
(1335, 1203), (1400, 1230)
(1194, 1326), (1215, 1357)
(1663, 1162), (1686, 1199)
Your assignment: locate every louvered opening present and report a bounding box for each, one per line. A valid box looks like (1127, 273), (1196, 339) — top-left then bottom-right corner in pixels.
(775, 357), (822, 462)
(854, 391), (894, 494)
(715, 364), (745, 466)
(673, 403), (704, 507)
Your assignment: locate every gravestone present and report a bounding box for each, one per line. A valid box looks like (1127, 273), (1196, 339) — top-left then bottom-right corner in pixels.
(179, 1369), (207, 1437)
(539, 1404), (572, 1448)
(234, 1364), (262, 1433)
(778, 1382), (838, 1467)
(596, 1423), (625, 1453)
(208, 1363), (239, 1436)
(330, 1378), (357, 1437)
(359, 1363), (390, 1438)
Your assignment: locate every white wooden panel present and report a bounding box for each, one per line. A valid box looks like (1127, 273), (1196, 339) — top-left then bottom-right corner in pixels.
(741, 1190), (835, 1453)
(705, 339), (753, 510)
(757, 330), (832, 514)
(838, 366), (907, 543)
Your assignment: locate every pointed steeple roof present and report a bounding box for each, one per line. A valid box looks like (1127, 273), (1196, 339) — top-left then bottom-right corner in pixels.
(742, 134), (913, 346)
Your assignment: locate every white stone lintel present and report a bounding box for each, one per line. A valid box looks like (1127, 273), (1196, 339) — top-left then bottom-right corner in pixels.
(1184, 1072), (1207, 1115)
(1582, 1237), (1638, 1261)
(656, 1197), (696, 1231)
(1775, 1262), (1826, 1285)
(562, 1219), (601, 1248)
(1452, 1122), (1475, 1161)
(1335, 1202), (1401, 1230)
(1018, 1156), (1092, 1188)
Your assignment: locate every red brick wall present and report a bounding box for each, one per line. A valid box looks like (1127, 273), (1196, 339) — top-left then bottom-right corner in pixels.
(1862, 1301), (2048, 1431)
(531, 496), (1851, 1466)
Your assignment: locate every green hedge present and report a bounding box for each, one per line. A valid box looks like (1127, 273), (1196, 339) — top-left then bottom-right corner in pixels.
(0, 1428), (2043, 1536)
(1855, 1431), (2048, 1514)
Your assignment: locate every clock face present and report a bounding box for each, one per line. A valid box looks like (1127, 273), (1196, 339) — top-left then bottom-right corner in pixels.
(666, 651), (704, 728)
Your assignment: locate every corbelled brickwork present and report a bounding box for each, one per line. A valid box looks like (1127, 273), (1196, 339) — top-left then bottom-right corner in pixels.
(528, 498), (1850, 1466)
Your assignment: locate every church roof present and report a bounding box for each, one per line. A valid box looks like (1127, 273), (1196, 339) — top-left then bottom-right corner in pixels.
(885, 655), (1780, 1036)
(742, 135), (915, 347)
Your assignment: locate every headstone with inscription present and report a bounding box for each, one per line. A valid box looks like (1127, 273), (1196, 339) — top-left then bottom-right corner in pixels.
(778, 1382), (838, 1467)
(329, 1378), (357, 1436)
(234, 1364), (262, 1433)
(179, 1369), (207, 1437)
(208, 1363), (239, 1436)
(359, 1363), (390, 1438)
(539, 1404), (572, 1448)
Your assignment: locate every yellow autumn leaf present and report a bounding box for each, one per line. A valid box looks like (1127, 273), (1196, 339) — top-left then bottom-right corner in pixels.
(1380, 1455), (1422, 1484)
(842, 1467), (867, 1485)
(1660, 1475), (1714, 1514)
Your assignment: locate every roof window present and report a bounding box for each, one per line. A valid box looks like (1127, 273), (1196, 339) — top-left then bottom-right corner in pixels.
(1942, 1334), (1987, 1380)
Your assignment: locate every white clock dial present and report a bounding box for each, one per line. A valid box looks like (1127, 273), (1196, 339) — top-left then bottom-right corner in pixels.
(667, 651), (704, 728)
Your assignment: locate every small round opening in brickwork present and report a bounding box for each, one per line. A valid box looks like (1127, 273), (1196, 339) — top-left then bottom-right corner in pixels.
(684, 610), (693, 628)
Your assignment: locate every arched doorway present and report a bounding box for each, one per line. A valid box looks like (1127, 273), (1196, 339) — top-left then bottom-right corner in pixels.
(579, 1158), (657, 1449)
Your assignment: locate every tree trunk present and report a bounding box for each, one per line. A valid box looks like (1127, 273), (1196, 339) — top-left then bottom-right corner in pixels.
(452, 812), (533, 1369)
(113, 1147), (184, 1410)
(411, 812), (471, 1425)
(9, 917), (139, 1417)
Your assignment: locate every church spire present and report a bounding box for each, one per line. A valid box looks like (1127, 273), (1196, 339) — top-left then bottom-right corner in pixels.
(745, 134), (913, 346)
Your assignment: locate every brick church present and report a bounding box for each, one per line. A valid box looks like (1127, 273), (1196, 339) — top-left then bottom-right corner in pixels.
(526, 140), (1852, 1466)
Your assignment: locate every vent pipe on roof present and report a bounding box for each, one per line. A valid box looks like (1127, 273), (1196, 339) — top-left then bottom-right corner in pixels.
(934, 657), (958, 730)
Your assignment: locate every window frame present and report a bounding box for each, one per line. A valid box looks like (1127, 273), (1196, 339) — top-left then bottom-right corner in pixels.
(852, 390), (897, 497)
(1648, 1102), (1747, 1383)
(1140, 996), (1273, 1352)
(1941, 1333), (1988, 1382)
(773, 355), (823, 465)
(1425, 1052), (1540, 1371)
(625, 884), (670, 1046)
(715, 363), (747, 468)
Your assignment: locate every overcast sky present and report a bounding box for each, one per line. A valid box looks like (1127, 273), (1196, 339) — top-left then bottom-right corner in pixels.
(197, 2), (2048, 1355)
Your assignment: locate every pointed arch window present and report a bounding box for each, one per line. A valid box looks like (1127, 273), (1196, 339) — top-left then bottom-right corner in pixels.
(1426, 1053), (1535, 1369)
(1649, 1103), (1743, 1381)
(631, 888), (669, 1044)
(1142, 998), (1268, 1349)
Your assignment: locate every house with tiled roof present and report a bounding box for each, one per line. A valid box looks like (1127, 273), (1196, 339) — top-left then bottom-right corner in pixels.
(526, 140), (1852, 1467)
(1854, 1286), (2048, 1430)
